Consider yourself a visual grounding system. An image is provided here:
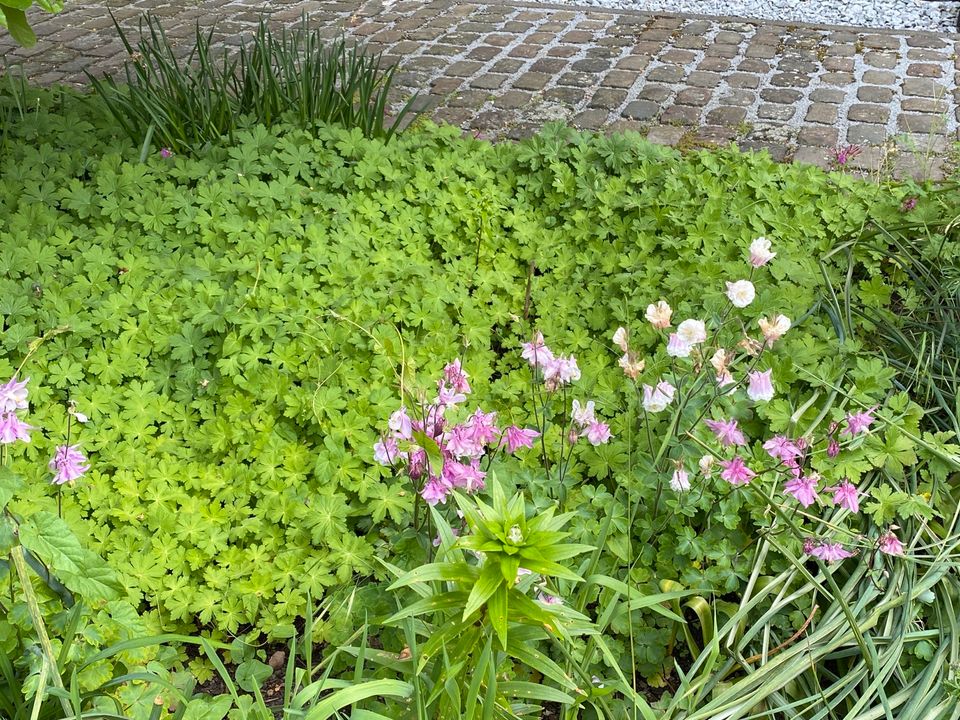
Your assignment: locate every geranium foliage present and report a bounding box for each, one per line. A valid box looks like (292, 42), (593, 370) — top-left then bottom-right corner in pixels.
(0, 91), (945, 665)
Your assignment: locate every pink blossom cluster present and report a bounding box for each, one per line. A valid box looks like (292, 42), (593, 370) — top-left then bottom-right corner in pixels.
(521, 332), (581, 391)
(0, 376), (32, 444)
(374, 359), (541, 507)
(614, 236), (904, 563)
(522, 334), (612, 447)
(0, 376), (90, 485)
(569, 400), (612, 446)
(702, 392), (900, 561)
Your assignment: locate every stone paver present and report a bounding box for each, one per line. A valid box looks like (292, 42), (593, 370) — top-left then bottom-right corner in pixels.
(1, 0), (958, 178)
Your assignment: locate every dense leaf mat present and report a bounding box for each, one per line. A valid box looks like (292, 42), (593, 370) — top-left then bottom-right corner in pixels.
(0, 96), (930, 647)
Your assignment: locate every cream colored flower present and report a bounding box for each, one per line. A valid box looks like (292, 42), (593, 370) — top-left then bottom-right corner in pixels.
(710, 348), (729, 375)
(645, 300), (672, 329)
(759, 314), (791, 343)
(618, 352), (645, 380)
(726, 280), (756, 308)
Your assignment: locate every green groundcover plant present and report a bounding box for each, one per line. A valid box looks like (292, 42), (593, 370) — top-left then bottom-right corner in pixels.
(1, 85), (958, 710)
(307, 252), (956, 718)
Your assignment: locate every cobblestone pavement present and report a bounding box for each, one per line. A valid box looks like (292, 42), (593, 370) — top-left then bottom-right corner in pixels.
(2, 0), (958, 178)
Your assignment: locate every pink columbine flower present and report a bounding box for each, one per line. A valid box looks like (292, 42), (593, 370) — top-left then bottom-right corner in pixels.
(900, 196), (918, 212)
(442, 460), (486, 493)
(747, 369), (775, 402)
(501, 425), (540, 453)
(408, 448), (427, 479)
(808, 541), (854, 563)
(49, 445), (88, 485)
(646, 300), (672, 329)
(543, 355), (581, 389)
(0, 412), (33, 444)
(705, 418), (747, 447)
(842, 408), (876, 436)
(537, 591), (563, 606)
(832, 144), (861, 166)
(670, 466), (690, 492)
(0, 377), (29, 412)
(436, 384), (467, 407)
(666, 333), (693, 358)
(726, 280), (756, 308)
(446, 425), (485, 459)
(784, 473), (819, 508)
(521, 332), (554, 368)
(585, 421), (612, 446)
(421, 476), (452, 506)
(763, 435), (801, 463)
(388, 406), (413, 439)
(465, 408), (500, 445)
(720, 456), (755, 485)
(827, 480), (860, 512)
(642, 381), (675, 413)
(159, 147), (173, 159)
(373, 437), (400, 466)
(827, 438), (840, 458)
(878, 530), (904, 556)
(443, 359), (471, 394)
(749, 237), (776, 267)
(676, 319), (707, 345)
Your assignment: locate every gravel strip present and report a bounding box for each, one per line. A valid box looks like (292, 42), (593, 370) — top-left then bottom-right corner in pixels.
(531, 0), (960, 32)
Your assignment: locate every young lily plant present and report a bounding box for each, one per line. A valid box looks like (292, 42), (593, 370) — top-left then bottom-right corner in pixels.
(363, 475), (629, 719)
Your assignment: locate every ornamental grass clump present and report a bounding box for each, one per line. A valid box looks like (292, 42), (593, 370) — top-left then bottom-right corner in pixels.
(89, 13), (416, 155)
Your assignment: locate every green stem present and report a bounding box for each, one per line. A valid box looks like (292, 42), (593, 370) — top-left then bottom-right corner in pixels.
(10, 545), (73, 718)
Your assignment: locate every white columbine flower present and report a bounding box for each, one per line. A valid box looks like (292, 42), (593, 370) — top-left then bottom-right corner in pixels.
(676, 319), (707, 345)
(612, 326), (629, 352)
(726, 280), (756, 308)
(749, 237), (776, 267)
(670, 466), (691, 492)
(571, 399), (596, 427)
(642, 381), (676, 413)
(666, 333), (693, 358)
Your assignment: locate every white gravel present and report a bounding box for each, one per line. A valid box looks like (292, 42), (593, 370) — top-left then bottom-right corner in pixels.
(537, 0), (960, 32)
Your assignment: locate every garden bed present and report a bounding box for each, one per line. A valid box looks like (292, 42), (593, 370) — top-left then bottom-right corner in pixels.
(3, 33), (960, 715)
